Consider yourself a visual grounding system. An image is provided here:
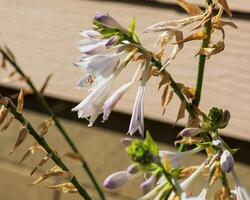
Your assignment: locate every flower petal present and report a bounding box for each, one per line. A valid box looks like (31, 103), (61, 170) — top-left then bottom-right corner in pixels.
(103, 171), (129, 189)
(220, 150), (234, 173)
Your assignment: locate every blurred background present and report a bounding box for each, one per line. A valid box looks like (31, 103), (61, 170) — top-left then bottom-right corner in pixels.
(0, 0), (249, 199)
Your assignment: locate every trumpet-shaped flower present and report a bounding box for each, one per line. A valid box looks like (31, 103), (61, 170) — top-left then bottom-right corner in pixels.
(77, 36), (117, 55)
(232, 170), (250, 200)
(159, 147), (202, 168)
(72, 74), (116, 126)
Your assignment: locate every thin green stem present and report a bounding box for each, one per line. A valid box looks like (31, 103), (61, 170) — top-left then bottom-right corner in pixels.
(0, 94), (92, 200)
(0, 47), (105, 200)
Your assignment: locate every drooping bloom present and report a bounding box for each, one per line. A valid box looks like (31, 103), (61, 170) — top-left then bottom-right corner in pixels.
(128, 61), (150, 136)
(179, 127), (205, 137)
(231, 170), (250, 200)
(159, 147), (202, 168)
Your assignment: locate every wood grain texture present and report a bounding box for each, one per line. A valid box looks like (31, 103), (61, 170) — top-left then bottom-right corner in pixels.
(0, 0), (249, 141)
(159, 0), (250, 13)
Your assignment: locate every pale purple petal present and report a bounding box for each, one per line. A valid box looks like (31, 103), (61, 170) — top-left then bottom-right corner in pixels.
(79, 30), (102, 39)
(102, 82), (131, 121)
(140, 175), (157, 194)
(121, 138), (133, 147)
(220, 150), (234, 173)
(179, 127), (204, 137)
(128, 86), (145, 136)
(103, 171), (128, 189)
(94, 12), (122, 29)
(75, 54), (119, 78)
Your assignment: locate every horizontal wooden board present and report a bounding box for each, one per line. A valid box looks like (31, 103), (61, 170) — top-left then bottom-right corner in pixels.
(0, 0), (249, 141)
(159, 0), (250, 13)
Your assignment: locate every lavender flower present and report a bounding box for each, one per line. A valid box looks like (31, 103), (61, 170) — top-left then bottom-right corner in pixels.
(232, 170), (250, 200)
(220, 149), (234, 173)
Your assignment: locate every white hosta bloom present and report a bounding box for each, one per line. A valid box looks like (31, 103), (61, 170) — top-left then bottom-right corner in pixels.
(102, 67), (140, 121)
(232, 170), (250, 200)
(139, 182), (167, 200)
(128, 85), (145, 136)
(75, 53), (120, 81)
(77, 36), (117, 55)
(79, 30), (102, 39)
(159, 147), (202, 168)
(181, 190), (207, 200)
(72, 75), (116, 126)
(128, 61), (150, 136)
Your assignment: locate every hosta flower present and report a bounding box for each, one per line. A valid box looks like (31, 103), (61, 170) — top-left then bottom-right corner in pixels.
(72, 74), (116, 126)
(220, 149), (234, 173)
(139, 182), (169, 200)
(140, 174), (158, 194)
(103, 164), (141, 189)
(159, 147), (202, 168)
(231, 170), (250, 200)
(179, 127), (205, 137)
(77, 35), (118, 55)
(128, 61), (151, 136)
(94, 12), (128, 34)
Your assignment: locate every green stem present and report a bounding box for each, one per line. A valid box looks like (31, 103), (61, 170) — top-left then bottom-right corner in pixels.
(0, 47), (105, 200)
(0, 94), (92, 200)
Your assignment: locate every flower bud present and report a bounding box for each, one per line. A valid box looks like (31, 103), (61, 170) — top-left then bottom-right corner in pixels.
(217, 110), (230, 129)
(220, 150), (234, 173)
(127, 140), (150, 163)
(212, 139), (222, 148)
(121, 138), (133, 147)
(103, 171), (128, 189)
(94, 12), (123, 29)
(127, 164), (140, 174)
(179, 127), (204, 137)
(140, 175), (157, 194)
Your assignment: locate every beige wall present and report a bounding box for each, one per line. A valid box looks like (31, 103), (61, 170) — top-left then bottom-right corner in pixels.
(0, 0), (250, 141)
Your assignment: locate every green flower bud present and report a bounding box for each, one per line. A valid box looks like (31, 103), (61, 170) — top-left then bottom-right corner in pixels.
(208, 107), (224, 125)
(127, 140), (151, 164)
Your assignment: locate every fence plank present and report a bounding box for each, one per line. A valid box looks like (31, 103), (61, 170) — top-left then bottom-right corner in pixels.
(0, 0), (249, 141)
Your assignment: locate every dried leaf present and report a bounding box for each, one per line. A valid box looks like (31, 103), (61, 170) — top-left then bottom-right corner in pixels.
(46, 182), (78, 193)
(213, 187), (231, 200)
(192, 4), (213, 31)
(177, 31), (206, 44)
(177, 0), (202, 16)
(198, 40), (225, 59)
(17, 89), (24, 113)
(161, 85), (169, 107)
(30, 153), (52, 175)
(9, 124), (28, 155)
(210, 161), (221, 185)
(64, 152), (85, 163)
(19, 143), (46, 163)
(39, 73), (53, 95)
(187, 115), (200, 127)
(158, 70), (171, 90)
(174, 100), (186, 125)
(162, 90), (174, 116)
(38, 117), (54, 136)
(30, 166), (67, 185)
(217, 0), (232, 18)
(175, 137), (202, 145)
(162, 31), (184, 70)
(179, 166), (198, 179)
(1, 116), (14, 133)
(0, 106), (9, 124)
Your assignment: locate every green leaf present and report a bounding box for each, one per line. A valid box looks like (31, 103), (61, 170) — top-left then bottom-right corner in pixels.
(144, 132), (159, 156)
(129, 17), (136, 34)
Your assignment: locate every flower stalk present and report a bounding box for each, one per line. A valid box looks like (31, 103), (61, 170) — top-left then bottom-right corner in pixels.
(0, 94), (92, 200)
(0, 47), (105, 200)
